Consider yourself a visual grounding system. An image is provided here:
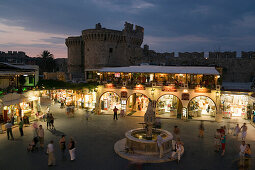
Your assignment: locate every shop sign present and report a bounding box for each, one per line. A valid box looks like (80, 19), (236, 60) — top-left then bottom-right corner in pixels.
(115, 73), (120, 77)
(194, 87), (211, 93)
(182, 93), (189, 100)
(121, 91), (127, 98)
(104, 83), (115, 89)
(162, 85), (177, 92)
(133, 85), (145, 90)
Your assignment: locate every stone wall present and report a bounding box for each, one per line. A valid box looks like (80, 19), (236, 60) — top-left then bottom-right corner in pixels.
(65, 36), (84, 76)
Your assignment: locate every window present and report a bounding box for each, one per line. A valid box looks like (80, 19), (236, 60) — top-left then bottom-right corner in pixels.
(109, 48), (113, 53)
(29, 76), (34, 84)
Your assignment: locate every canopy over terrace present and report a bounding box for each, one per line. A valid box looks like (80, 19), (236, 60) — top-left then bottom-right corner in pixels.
(97, 65), (221, 89)
(98, 65), (220, 75)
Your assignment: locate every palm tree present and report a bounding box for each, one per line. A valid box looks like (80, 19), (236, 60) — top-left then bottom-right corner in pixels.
(41, 50), (54, 59)
(38, 50), (56, 73)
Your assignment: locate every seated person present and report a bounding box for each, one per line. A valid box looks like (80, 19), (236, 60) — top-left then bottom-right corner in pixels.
(245, 144), (251, 158)
(170, 139), (184, 163)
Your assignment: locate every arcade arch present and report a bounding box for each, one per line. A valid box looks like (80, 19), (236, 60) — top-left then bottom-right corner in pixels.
(99, 92), (121, 114)
(126, 93), (149, 116)
(188, 96), (216, 119)
(156, 94), (183, 118)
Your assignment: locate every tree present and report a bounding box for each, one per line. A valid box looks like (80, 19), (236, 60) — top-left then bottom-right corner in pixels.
(38, 50), (56, 74)
(19, 75), (26, 86)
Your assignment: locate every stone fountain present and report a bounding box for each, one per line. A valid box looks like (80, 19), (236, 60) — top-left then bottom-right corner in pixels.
(114, 98), (174, 163)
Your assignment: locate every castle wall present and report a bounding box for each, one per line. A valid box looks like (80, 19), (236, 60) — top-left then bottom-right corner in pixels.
(65, 36), (84, 76)
(81, 22), (144, 70)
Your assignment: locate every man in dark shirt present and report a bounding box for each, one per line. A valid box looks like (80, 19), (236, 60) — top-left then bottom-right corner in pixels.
(113, 106), (118, 120)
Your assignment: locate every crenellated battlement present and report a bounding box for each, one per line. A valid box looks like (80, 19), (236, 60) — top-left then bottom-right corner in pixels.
(209, 51), (236, 59)
(65, 36), (84, 46)
(81, 22), (143, 46)
(178, 52), (204, 58)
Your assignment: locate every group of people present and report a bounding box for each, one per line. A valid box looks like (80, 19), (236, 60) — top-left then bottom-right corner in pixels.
(213, 123), (249, 157)
(46, 113), (55, 130)
(5, 117), (26, 140)
(47, 135), (76, 166)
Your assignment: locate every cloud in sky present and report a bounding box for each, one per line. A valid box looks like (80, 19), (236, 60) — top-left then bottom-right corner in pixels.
(0, 0), (255, 58)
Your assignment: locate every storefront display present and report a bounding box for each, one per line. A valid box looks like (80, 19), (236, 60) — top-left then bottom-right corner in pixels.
(221, 94), (248, 119)
(188, 96), (216, 118)
(100, 92), (121, 114)
(157, 95), (181, 118)
(3, 105), (20, 124)
(84, 91), (96, 109)
(127, 93), (149, 114)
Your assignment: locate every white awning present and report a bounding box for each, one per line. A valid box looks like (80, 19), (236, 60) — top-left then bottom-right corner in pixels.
(99, 65), (220, 75)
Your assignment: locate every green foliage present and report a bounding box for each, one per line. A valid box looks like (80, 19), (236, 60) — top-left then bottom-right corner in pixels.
(37, 50), (56, 73)
(19, 75), (26, 86)
(37, 79), (98, 90)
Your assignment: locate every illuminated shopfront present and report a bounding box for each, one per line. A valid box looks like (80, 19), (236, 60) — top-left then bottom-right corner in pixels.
(100, 92), (121, 114)
(127, 93), (149, 115)
(221, 94), (248, 119)
(188, 96), (216, 119)
(157, 95), (182, 118)
(2, 104), (20, 123)
(84, 91), (96, 109)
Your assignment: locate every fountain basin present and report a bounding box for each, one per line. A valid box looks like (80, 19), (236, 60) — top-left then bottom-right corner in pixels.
(125, 128), (173, 156)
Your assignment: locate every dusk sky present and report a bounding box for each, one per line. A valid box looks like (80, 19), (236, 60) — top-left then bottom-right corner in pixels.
(0, 0), (255, 58)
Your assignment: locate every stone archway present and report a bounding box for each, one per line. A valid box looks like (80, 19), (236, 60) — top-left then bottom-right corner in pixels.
(99, 91), (121, 114)
(156, 94), (183, 118)
(126, 93), (149, 116)
(188, 95), (217, 120)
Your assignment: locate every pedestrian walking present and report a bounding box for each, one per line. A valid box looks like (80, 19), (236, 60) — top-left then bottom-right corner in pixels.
(46, 106), (50, 113)
(221, 132), (226, 156)
(19, 118), (24, 136)
(156, 134), (164, 158)
(113, 106), (118, 120)
(5, 121), (14, 140)
(240, 123), (248, 141)
(32, 120), (38, 137)
(50, 114), (55, 130)
(234, 124), (240, 137)
(68, 137), (76, 161)
(198, 121), (205, 138)
(46, 113), (51, 129)
(239, 141), (247, 167)
(47, 140), (56, 166)
(214, 129), (221, 152)
(59, 135), (66, 160)
(172, 126), (180, 150)
(239, 141), (246, 157)
(85, 110), (90, 121)
(37, 125), (44, 148)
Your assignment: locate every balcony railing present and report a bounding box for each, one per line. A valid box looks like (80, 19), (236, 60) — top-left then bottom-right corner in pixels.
(98, 80), (217, 90)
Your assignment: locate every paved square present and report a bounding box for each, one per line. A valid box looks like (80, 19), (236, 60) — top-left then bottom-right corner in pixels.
(0, 103), (254, 170)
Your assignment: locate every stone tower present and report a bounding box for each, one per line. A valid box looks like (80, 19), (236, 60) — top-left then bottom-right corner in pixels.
(66, 22), (144, 80)
(65, 36), (84, 80)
